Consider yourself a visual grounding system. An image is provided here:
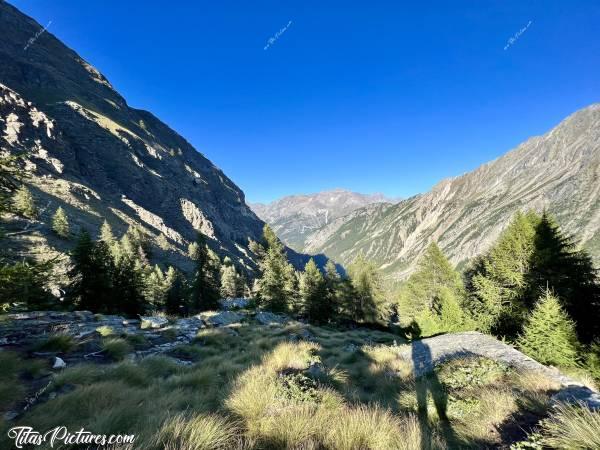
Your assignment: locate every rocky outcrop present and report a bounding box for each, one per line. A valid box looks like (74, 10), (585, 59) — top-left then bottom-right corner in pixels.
(395, 331), (600, 410)
(305, 106), (600, 279)
(0, 2), (264, 272)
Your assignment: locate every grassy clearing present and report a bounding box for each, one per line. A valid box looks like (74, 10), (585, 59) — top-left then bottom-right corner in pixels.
(0, 320), (576, 449)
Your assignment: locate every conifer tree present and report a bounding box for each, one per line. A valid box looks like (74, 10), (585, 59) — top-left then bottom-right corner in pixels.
(143, 265), (167, 308)
(220, 257), (240, 298)
(324, 259), (341, 316)
(66, 230), (114, 313)
(188, 241), (200, 259)
(51, 207), (69, 238)
(399, 242), (464, 320)
(12, 185), (37, 219)
(112, 252), (146, 316)
(517, 290), (580, 367)
(525, 212), (600, 343)
(157, 233), (170, 251)
(190, 232), (220, 311)
(165, 266), (188, 315)
(100, 220), (115, 246)
(300, 258), (329, 323)
(465, 211), (541, 337)
(347, 253), (385, 323)
(253, 224), (296, 312)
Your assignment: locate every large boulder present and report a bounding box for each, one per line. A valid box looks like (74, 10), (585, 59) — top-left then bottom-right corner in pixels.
(255, 311), (289, 326)
(199, 311), (245, 327)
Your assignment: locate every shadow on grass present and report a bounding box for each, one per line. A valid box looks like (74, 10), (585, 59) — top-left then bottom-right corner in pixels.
(408, 323), (459, 449)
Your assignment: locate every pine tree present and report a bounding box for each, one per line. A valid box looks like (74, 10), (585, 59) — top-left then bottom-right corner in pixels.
(517, 290), (580, 367)
(112, 252), (146, 316)
(190, 232), (220, 311)
(143, 265), (167, 308)
(347, 253), (385, 323)
(465, 211), (541, 337)
(399, 242), (464, 320)
(253, 224), (296, 312)
(157, 233), (170, 251)
(51, 207), (69, 238)
(299, 258), (329, 323)
(100, 220), (115, 246)
(165, 266), (188, 315)
(66, 230), (114, 313)
(188, 241), (200, 259)
(12, 185), (37, 219)
(525, 212), (600, 343)
(220, 258), (239, 298)
(324, 259), (341, 316)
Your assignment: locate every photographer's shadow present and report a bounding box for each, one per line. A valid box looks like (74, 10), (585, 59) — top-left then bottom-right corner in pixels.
(408, 322), (458, 449)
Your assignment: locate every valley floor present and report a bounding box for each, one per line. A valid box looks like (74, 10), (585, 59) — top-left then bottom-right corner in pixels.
(0, 309), (598, 449)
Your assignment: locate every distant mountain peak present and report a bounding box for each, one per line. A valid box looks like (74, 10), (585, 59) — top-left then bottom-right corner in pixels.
(249, 190), (397, 251)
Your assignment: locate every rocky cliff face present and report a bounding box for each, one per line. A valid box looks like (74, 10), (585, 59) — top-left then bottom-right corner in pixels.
(0, 1), (264, 272)
(305, 105), (600, 279)
(250, 189), (394, 251)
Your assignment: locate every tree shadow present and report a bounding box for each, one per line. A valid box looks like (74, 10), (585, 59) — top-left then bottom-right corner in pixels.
(409, 322), (458, 449)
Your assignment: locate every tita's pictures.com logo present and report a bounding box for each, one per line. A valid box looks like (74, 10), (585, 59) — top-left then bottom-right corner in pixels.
(7, 426), (136, 448)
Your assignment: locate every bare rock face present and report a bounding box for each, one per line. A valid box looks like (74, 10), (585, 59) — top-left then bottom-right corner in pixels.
(250, 189), (395, 251)
(0, 2), (264, 271)
(305, 106), (600, 279)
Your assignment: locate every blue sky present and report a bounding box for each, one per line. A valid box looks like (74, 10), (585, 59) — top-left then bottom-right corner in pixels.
(11, 0), (600, 203)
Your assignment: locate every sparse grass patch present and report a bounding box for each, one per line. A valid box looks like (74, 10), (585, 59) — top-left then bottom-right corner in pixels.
(102, 337), (132, 361)
(151, 413), (240, 450)
(0, 352), (26, 411)
(31, 334), (76, 353)
(540, 403), (600, 449)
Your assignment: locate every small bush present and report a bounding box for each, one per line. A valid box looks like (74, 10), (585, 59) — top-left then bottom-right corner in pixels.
(102, 338), (132, 361)
(32, 334), (76, 353)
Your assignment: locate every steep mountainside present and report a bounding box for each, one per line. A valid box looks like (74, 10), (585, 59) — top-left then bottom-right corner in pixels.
(0, 1), (264, 272)
(250, 189), (394, 251)
(305, 105), (600, 279)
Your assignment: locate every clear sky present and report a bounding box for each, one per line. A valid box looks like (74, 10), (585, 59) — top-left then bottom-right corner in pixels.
(10, 0), (600, 203)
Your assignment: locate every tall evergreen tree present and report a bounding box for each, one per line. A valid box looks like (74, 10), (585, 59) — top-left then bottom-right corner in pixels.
(399, 242), (464, 319)
(253, 225), (296, 312)
(465, 211), (540, 337)
(299, 258), (329, 323)
(12, 185), (37, 219)
(517, 290), (580, 367)
(66, 230), (114, 313)
(143, 264), (167, 308)
(324, 260), (342, 316)
(112, 252), (146, 316)
(525, 212), (600, 343)
(165, 266), (188, 315)
(190, 232), (220, 311)
(347, 253), (385, 323)
(51, 207), (69, 238)
(220, 257), (240, 298)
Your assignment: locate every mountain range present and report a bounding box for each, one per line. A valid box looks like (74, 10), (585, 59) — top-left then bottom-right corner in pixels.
(1, 1), (598, 283)
(303, 106), (600, 279)
(249, 189), (395, 251)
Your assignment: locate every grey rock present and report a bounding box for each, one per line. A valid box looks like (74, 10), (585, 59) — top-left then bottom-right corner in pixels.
(219, 298), (250, 310)
(52, 356), (66, 369)
(394, 331), (600, 410)
(3, 411), (18, 421)
(140, 316), (169, 330)
(200, 311), (244, 327)
(255, 311), (289, 326)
